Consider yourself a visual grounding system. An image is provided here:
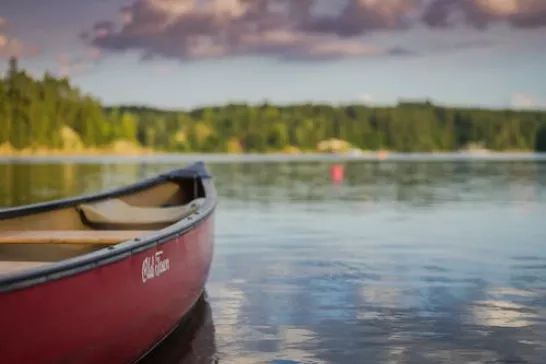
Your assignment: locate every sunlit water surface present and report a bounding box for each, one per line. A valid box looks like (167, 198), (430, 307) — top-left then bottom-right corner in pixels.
(1, 157), (546, 364)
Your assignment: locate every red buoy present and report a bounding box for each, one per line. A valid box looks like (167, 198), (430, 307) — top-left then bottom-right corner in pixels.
(330, 164), (344, 182)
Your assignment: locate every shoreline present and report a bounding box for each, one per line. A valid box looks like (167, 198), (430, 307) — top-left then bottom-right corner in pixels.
(0, 147), (157, 157)
(0, 145), (537, 158)
(1, 150), (544, 164)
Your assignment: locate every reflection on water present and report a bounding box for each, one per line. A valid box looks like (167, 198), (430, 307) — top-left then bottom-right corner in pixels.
(1, 158), (546, 363)
(138, 294), (217, 364)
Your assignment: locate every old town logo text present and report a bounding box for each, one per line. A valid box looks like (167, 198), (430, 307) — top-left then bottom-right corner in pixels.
(141, 250), (170, 283)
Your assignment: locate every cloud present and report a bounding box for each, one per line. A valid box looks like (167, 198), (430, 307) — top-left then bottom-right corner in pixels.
(83, 0), (546, 62)
(511, 93), (546, 110)
(0, 16), (41, 59)
(57, 47), (103, 77)
(301, 0), (421, 36)
(358, 93), (375, 104)
(423, 0), (546, 29)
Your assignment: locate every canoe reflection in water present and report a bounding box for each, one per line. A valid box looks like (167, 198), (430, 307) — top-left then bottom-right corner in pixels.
(139, 293), (218, 364)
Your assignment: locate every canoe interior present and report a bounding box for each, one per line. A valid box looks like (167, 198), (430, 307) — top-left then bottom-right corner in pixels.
(0, 178), (202, 276)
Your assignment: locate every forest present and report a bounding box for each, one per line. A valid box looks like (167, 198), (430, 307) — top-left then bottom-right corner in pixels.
(1, 56), (546, 154)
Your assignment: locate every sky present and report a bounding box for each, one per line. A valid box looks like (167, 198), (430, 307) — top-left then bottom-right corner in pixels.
(0, 0), (545, 110)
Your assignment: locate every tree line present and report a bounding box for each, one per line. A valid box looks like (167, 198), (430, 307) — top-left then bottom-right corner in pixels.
(1, 57), (546, 153)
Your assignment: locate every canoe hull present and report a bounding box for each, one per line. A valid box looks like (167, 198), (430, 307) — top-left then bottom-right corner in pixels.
(0, 204), (214, 363)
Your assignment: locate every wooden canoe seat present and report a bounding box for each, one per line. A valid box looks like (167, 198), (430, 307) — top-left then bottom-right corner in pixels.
(0, 230), (150, 245)
(78, 198), (205, 227)
(0, 261), (50, 276)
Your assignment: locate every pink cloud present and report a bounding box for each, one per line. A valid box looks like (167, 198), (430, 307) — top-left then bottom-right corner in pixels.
(56, 47), (104, 77)
(511, 93), (546, 110)
(84, 0), (546, 62)
(0, 16), (41, 59)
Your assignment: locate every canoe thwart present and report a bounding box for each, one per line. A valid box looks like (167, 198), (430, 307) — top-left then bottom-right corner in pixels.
(0, 230), (151, 245)
(78, 198), (205, 227)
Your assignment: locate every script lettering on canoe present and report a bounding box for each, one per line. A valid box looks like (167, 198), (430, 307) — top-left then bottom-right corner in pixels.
(141, 250), (170, 283)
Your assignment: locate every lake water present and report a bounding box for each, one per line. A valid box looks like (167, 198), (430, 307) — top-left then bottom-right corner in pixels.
(1, 157), (546, 364)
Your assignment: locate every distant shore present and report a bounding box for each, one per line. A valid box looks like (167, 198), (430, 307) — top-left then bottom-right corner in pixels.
(0, 141), (156, 157)
(1, 149), (543, 165)
(0, 147), (537, 157)
(0, 141), (535, 159)
(0, 148), (157, 157)
(2, 57), (545, 159)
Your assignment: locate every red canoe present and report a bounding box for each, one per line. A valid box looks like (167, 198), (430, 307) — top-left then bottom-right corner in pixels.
(0, 161), (217, 364)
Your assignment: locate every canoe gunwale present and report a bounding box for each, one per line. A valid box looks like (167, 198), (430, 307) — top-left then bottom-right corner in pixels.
(0, 161), (217, 293)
